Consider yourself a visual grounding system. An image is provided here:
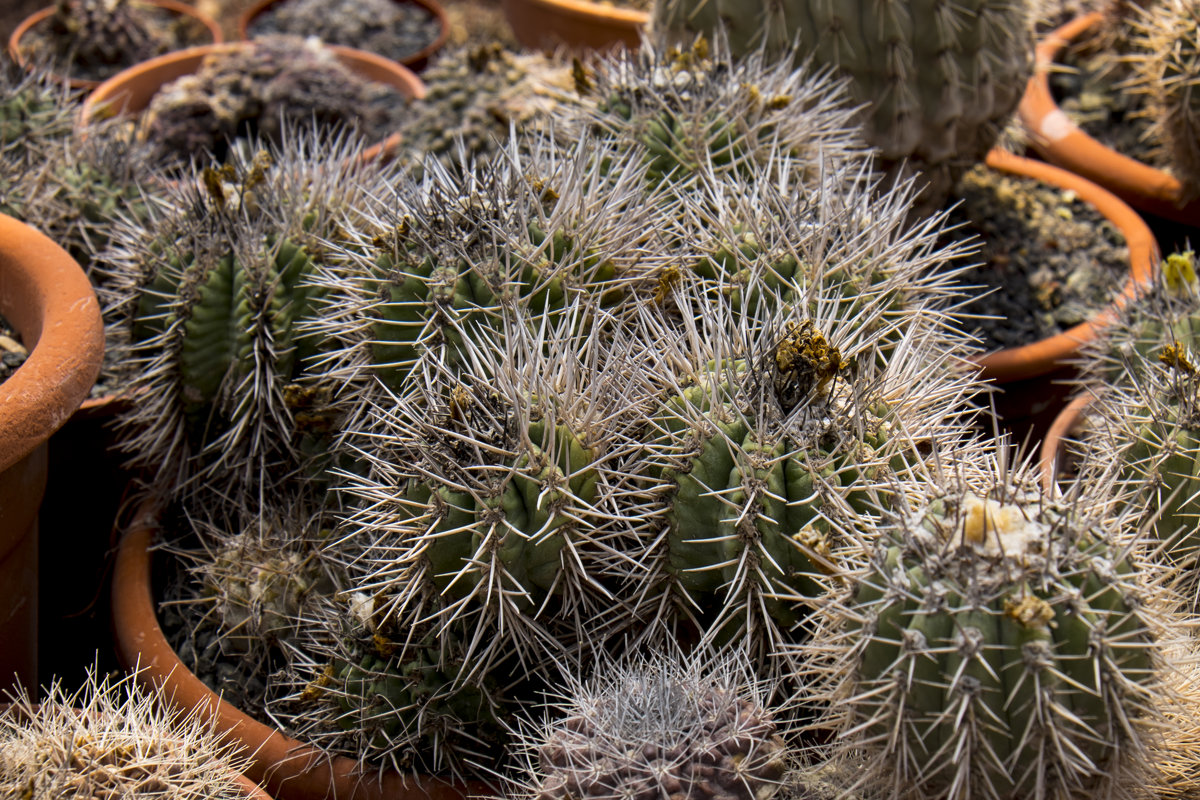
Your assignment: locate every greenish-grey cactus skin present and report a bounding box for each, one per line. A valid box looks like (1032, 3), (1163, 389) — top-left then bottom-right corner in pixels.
(137, 235), (322, 416)
(844, 495), (1155, 799)
(652, 0), (1034, 197)
(395, 420), (597, 609)
(368, 222), (620, 391)
(652, 364), (891, 627)
(1122, 415), (1200, 553)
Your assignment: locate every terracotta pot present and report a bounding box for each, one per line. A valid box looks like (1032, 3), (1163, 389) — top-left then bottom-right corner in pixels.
(111, 508), (494, 800)
(0, 212), (104, 694)
(7, 0), (223, 91)
(1039, 390), (1094, 492)
(1018, 12), (1200, 227)
(77, 42), (427, 162)
(969, 149), (1156, 442)
(501, 0), (646, 53)
(236, 0), (449, 72)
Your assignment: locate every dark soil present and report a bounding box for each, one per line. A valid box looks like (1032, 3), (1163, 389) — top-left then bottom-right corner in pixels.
(247, 0), (443, 65)
(945, 163), (1130, 352)
(0, 313), (28, 385)
(16, 1), (213, 84)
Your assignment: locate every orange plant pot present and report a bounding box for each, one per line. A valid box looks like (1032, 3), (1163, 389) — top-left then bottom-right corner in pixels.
(1018, 12), (1200, 227)
(236, 0), (450, 72)
(968, 149), (1156, 441)
(1039, 390), (1095, 492)
(501, 0), (646, 53)
(0, 213), (104, 695)
(111, 509), (493, 800)
(7, 0), (223, 91)
(77, 42), (427, 162)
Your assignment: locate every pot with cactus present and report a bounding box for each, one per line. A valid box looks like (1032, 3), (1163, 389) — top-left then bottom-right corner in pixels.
(0, 211), (104, 696)
(8, 0), (222, 90)
(78, 35), (426, 168)
(237, 0), (450, 72)
(1018, 3), (1200, 230)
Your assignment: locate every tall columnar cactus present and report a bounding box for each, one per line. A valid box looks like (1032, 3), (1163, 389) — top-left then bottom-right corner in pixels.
(650, 0), (1035, 207)
(506, 647), (789, 800)
(561, 36), (867, 190)
(0, 667), (252, 799)
(1128, 0), (1200, 199)
(98, 128), (394, 508)
(796, 452), (1191, 800)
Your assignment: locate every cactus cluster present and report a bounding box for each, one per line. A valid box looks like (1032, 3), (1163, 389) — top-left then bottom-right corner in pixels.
(649, 0), (1036, 207)
(36, 0), (172, 81)
(0, 667), (252, 799)
(798, 453), (1190, 800)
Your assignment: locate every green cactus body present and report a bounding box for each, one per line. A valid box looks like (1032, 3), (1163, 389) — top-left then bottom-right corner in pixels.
(653, 363), (882, 626)
(396, 421), (598, 608)
(139, 234), (321, 416)
(836, 490), (1160, 800)
(651, 0), (1034, 204)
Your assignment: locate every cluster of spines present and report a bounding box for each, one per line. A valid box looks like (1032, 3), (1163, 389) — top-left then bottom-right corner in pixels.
(507, 647), (789, 800)
(0, 667), (252, 799)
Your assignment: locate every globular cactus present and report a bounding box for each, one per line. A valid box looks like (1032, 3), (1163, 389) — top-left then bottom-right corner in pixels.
(41, 0), (169, 81)
(506, 647), (790, 800)
(308, 130), (662, 406)
(0, 667), (252, 799)
(796, 451), (1191, 800)
(1127, 0), (1200, 200)
(619, 262), (986, 680)
(650, 0), (1035, 208)
(392, 44), (571, 173)
(269, 594), (513, 775)
(0, 62), (77, 156)
(327, 300), (660, 688)
(98, 128), (393, 508)
(562, 36), (867, 190)
(1069, 251), (1200, 601)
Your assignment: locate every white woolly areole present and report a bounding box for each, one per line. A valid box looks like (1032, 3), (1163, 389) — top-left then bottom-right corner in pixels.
(945, 493), (1048, 557)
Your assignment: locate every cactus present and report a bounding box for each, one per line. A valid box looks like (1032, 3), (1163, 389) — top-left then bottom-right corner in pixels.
(506, 647), (789, 800)
(649, 0), (1035, 207)
(796, 451), (1190, 800)
(39, 0), (170, 81)
(1127, 0), (1200, 199)
(0, 666), (253, 799)
(307, 130), (659, 405)
(0, 62), (77, 156)
(98, 128), (392, 508)
(562, 36), (867, 190)
(327, 300), (659, 688)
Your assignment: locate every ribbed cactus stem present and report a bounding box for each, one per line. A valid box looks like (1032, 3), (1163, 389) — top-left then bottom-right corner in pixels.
(651, 0), (1034, 204)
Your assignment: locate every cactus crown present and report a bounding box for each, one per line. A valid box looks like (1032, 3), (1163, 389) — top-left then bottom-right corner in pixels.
(0, 666), (252, 799)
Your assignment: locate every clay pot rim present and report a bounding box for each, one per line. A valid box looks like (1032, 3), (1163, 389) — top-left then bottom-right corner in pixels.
(76, 41), (427, 162)
(235, 0), (451, 71)
(508, 0), (649, 26)
(970, 148), (1158, 384)
(0, 212), (105, 475)
(111, 507), (493, 800)
(7, 0), (224, 91)
(1039, 390), (1096, 492)
(1017, 12), (1200, 225)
